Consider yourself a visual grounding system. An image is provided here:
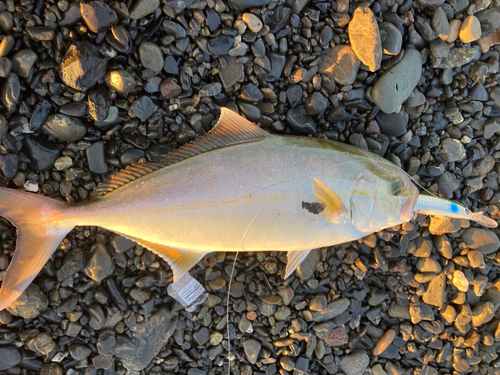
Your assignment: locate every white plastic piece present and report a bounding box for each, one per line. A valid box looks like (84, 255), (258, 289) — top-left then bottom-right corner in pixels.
(167, 273), (207, 312)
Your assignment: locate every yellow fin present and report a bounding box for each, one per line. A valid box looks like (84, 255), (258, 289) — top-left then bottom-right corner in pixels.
(119, 234), (207, 282)
(312, 178), (347, 221)
(91, 108), (270, 199)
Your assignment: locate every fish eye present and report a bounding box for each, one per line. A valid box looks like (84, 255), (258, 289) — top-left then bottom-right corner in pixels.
(391, 179), (404, 196)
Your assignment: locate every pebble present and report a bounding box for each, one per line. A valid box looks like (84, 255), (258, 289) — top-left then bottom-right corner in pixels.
(376, 112), (407, 137)
(24, 136), (60, 171)
(432, 7), (449, 40)
(306, 298), (350, 322)
(228, 0), (270, 11)
(305, 92), (328, 116)
(139, 42), (164, 74)
(0, 35), (14, 57)
(161, 77), (182, 99)
(243, 339), (261, 364)
(319, 45), (360, 85)
(286, 109), (317, 135)
(129, 0), (160, 19)
(0, 153), (18, 178)
(6, 284), (48, 319)
(461, 228), (500, 255)
(30, 100), (53, 132)
(438, 137), (465, 162)
(85, 243), (113, 281)
(80, 1), (118, 33)
(1, 72), (20, 113)
(349, 7), (382, 72)
(131, 96), (154, 119)
(459, 15), (482, 43)
(339, 352), (370, 375)
(199, 82), (222, 97)
(324, 326), (349, 346)
(422, 273), (446, 307)
(0, 347), (21, 371)
(43, 114), (87, 142)
(372, 49), (422, 114)
(373, 329), (396, 356)
(105, 70), (137, 93)
(379, 23), (402, 56)
(446, 19), (462, 43)
(472, 302), (495, 326)
(208, 35), (235, 56)
(432, 46), (475, 69)
(12, 50), (38, 78)
(69, 343), (92, 361)
(60, 42), (108, 91)
(242, 13), (263, 33)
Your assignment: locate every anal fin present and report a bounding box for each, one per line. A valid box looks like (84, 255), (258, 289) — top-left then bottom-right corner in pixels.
(285, 250), (311, 278)
(121, 235), (206, 282)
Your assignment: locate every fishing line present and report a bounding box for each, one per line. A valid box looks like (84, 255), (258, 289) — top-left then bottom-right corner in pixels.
(226, 250), (239, 375)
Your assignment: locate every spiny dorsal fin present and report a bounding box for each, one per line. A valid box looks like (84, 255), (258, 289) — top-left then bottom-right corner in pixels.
(91, 108), (271, 199)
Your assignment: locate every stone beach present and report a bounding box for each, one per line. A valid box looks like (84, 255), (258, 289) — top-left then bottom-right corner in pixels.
(0, 0), (499, 374)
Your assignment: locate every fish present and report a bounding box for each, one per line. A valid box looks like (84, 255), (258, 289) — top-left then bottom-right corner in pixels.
(0, 108), (496, 311)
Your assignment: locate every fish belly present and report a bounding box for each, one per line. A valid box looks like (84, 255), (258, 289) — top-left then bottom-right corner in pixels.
(77, 138), (367, 252)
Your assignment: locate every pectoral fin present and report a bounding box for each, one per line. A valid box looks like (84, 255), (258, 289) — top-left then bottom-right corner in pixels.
(120, 234), (206, 282)
(312, 178), (347, 221)
(285, 250), (311, 278)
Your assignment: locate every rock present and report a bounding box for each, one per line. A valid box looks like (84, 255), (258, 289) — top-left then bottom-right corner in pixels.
(422, 273), (446, 307)
(478, 30), (500, 53)
(23, 136), (60, 172)
(218, 56), (244, 88)
(432, 7), (449, 40)
(286, 109), (316, 135)
(115, 308), (176, 371)
(199, 82), (222, 97)
(104, 70), (136, 93)
(242, 13), (263, 33)
(12, 49), (38, 78)
(80, 1), (118, 33)
(318, 45), (360, 85)
(372, 49), (422, 114)
(373, 329), (396, 356)
(446, 19), (462, 43)
(69, 343), (92, 361)
(0, 35), (14, 58)
(430, 39), (450, 58)
(0, 12), (13, 32)
(228, 0), (270, 11)
(305, 92), (328, 115)
(43, 114), (87, 142)
(324, 327), (349, 346)
(339, 352), (370, 375)
(348, 6), (382, 72)
(472, 302), (495, 326)
(60, 42), (107, 91)
(97, 330), (117, 355)
(416, 257), (442, 273)
(462, 228), (500, 255)
(438, 138), (466, 162)
(33, 332), (55, 355)
(30, 100), (52, 132)
(306, 298), (350, 322)
(417, 0), (445, 6)
(0, 153), (18, 178)
(88, 87), (110, 122)
(459, 15), (481, 43)
(243, 339), (261, 364)
(131, 96), (154, 120)
(296, 249), (321, 279)
(431, 46), (475, 69)
(379, 22), (402, 56)
(164, 55), (179, 75)
(6, 284), (48, 319)
(0, 57), (12, 77)
(161, 78), (182, 99)
(376, 112), (407, 137)
(139, 42), (163, 74)
(86, 142), (108, 174)
(57, 247), (87, 281)
(27, 26), (55, 41)
(468, 250), (484, 268)
(0, 347), (21, 371)
(85, 243), (113, 281)
(1, 72), (20, 113)
(129, 0), (160, 19)
(453, 269), (470, 293)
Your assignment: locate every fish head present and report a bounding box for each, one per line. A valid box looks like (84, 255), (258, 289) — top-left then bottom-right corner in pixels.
(350, 160), (419, 233)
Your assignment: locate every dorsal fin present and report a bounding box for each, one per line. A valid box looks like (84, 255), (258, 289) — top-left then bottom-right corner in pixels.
(91, 108), (271, 199)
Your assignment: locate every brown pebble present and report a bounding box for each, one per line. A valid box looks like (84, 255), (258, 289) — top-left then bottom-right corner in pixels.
(373, 329), (396, 355)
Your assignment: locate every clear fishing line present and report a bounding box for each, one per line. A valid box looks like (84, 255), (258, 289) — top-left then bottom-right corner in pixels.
(226, 250), (239, 375)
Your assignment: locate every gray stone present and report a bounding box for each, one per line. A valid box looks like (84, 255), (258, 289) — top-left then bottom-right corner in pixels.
(339, 352), (370, 375)
(372, 49), (422, 114)
(431, 47), (476, 69)
(305, 92), (328, 116)
(43, 114), (87, 142)
(438, 138), (466, 162)
(242, 339), (261, 364)
(380, 22), (402, 56)
(306, 298), (350, 322)
(130, 0), (160, 19)
(0, 347), (21, 371)
(462, 228), (500, 255)
(85, 243), (114, 281)
(12, 49), (37, 78)
(80, 1), (118, 33)
(319, 45), (360, 85)
(432, 6), (449, 39)
(376, 112), (408, 137)
(422, 273), (446, 307)
(87, 142), (108, 174)
(139, 42), (163, 74)
(6, 284), (48, 319)
(1, 72), (20, 113)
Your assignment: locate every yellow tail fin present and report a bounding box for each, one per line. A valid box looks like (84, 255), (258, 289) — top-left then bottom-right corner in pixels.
(0, 188), (74, 311)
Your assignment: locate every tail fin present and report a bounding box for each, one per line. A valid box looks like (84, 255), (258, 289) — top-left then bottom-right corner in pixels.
(0, 188), (74, 311)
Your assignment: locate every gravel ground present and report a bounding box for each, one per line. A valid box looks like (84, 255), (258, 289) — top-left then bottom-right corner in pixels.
(0, 0), (500, 374)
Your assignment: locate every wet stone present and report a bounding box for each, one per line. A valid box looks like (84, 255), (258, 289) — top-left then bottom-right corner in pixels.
(43, 114), (87, 142)
(6, 284), (48, 319)
(129, 0), (160, 19)
(86, 142), (108, 174)
(105, 70), (136, 93)
(131, 96), (154, 120)
(242, 13), (263, 33)
(88, 88), (110, 122)
(0, 35), (14, 58)
(286, 109), (317, 135)
(376, 112), (407, 137)
(306, 92), (328, 116)
(161, 78), (182, 99)
(339, 352), (370, 375)
(60, 42), (108, 91)
(349, 6), (382, 71)
(69, 343), (91, 361)
(12, 49), (38, 78)
(0, 57), (11, 77)
(1, 72), (20, 113)
(139, 42), (163, 74)
(30, 100), (52, 132)
(23, 136), (60, 172)
(0, 153), (18, 178)
(57, 247), (87, 281)
(243, 339), (261, 364)
(218, 56), (244, 88)
(85, 243), (113, 281)
(0, 347), (21, 371)
(80, 1), (118, 33)
(208, 35), (234, 56)
(199, 82), (222, 97)
(164, 55), (179, 75)
(319, 45), (360, 86)
(372, 49), (422, 114)
(98, 330), (117, 355)
(380, 22), (402, 56)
